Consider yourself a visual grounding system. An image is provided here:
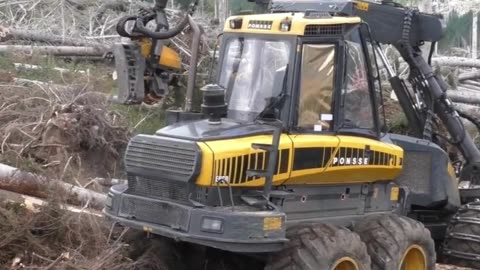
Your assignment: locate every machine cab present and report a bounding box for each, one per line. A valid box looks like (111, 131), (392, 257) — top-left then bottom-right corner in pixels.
(218, 12), (382, 139)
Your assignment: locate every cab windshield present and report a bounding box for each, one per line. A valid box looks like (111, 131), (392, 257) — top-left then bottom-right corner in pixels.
(218, 37), (291, 122)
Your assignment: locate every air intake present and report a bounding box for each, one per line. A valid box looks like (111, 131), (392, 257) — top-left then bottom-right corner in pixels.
(304, 24), (343, 36)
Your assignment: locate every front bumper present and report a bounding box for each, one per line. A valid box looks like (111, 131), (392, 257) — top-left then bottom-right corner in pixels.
(104, 184), (288, 253)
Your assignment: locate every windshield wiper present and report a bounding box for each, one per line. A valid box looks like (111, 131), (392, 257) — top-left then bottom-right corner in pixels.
(256, 64), (289, 121)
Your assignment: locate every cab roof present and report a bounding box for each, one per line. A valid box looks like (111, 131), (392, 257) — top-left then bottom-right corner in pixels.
(223, 12), (361, 36)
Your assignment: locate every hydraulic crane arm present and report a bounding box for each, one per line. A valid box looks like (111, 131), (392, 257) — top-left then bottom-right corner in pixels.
(352, 0), (480, 183)
(268, 0), (480, 183)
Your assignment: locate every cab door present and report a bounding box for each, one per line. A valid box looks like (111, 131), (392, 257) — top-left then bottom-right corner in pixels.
(286, 38), (342, 185)
(286, 25), (400, 185)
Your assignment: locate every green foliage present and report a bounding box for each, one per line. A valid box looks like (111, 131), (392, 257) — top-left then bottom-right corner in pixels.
(109, 104), (166, 135)
(438, 10), (475, 53)
(229, 0), (260, 15)
(393, 0), (421, 6)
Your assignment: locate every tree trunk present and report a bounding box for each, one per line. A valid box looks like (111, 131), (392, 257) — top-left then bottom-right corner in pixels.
(0, 45), (108, 56)
(459, 70), (480, 81)
(0, 26), (109, 50)
(448, 90), (480, 105)
(0, 188), (103, 216)
(464, 80), (480, 88)
(433, 57), (480, 68)
(455, 103), (480, 117)
(474, 13), (478, 60)
(458, 85), (480, 92)
(0, 163), (106, 209)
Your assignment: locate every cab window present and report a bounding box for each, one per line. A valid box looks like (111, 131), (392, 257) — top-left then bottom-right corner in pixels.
(341, 30), (375, 130)
(297, 44), (336, 131)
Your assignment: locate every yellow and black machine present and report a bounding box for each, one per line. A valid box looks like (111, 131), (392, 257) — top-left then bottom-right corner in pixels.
(106, 0), (480, 269)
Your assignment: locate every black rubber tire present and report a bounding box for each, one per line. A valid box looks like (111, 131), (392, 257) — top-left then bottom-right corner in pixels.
(204, 249), (265, 270)
(125, 231), (187, 270)
(353, 214), (436, 270)
(442, 202), (480, 269)
(264, 223), (371, 270)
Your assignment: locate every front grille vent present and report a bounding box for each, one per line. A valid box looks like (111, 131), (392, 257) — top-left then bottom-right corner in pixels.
(125, 135), (200, 182)
(304, 24), (343, 36)
(127, 175), (189, 201)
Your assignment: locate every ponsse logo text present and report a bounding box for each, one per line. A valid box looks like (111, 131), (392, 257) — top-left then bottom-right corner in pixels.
(332, 157), (369, 166)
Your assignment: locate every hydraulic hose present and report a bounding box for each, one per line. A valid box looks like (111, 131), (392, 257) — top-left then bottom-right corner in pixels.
(134, 14), (189, 39)
(133, 0), (198, 40)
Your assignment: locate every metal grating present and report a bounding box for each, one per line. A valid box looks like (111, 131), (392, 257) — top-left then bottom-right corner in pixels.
(304, 24), (343, 36)
(125, 135), (199, 181)
(120, 197), (190, 231)
(394, 151), (432, 193)
(127, 176), (189, 202)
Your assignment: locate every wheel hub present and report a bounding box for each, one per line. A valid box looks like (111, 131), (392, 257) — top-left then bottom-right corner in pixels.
(400, 245), (427, 270)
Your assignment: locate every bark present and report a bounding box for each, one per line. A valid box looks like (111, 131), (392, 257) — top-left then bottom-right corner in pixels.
(0, 163), (106, 209)
(0, 26), (110, 50)
(454, 103), (480, 117)
(0, 45), (108, 56)
(459, 70), (480, 81)
(458, 85), (480, 92)
(448, 90), (480, 105)
(0, 188), (102, 217)
(463, 80), (480, 88)
(433, 57), (480, 68)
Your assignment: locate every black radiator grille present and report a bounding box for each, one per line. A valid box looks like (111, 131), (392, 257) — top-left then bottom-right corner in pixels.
(125, 135), (200, 181)
(120, 197), (190, 231)
(304, 24), (343, 36)
(127, 176), (189, 201)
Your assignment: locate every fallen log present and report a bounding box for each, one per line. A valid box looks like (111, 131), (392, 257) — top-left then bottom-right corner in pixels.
(459, 70), (480, 81)
(0, 188), (103, 217)
(0, 26), (110, 50)
(0, 163), (106, 210)
(433, 57), (480, 68)
(454, 103), (480, 116)
(0, 45), (109, 56)
(448, 91), (480, 105)
(464, 80), (480, 88)
(458, 85), (480, 93)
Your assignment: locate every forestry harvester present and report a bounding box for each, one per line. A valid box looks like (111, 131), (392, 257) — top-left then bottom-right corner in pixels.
(106, 0), (480, 269)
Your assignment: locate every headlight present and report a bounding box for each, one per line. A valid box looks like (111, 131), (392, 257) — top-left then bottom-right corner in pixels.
(230, 18), (243, 29)
(201, 217), (224, 233)
(105, 194), (113, 209)
(280, 18), (291, 32)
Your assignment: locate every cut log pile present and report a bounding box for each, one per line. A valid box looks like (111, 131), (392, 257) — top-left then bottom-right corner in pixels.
(0, 0), (217, 212)
(0, 0), (218, 67)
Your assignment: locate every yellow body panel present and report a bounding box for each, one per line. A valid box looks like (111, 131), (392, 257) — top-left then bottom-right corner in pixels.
(196, 134), (293, 187)
(139, 38), (152, 58)
(159, 46), (182, 70)
(195, 133), (403, 187)
(138, 39), (181, 70)
(224, 12), (361, 36)
(196, 142), (216, 187)
(287, 134), (339, 183)
(447, 163), (459, 185)
(286, 135), (403, 185)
